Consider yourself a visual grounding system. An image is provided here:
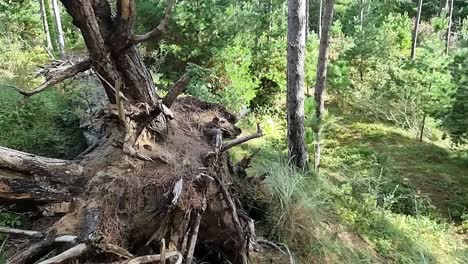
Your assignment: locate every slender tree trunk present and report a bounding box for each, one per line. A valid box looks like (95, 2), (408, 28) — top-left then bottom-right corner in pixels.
(439, 0), (449, 15)
(445, 0), (454, 54)
(306, 0), (310, 40)
(39, 0), (53, 52)
(287, 0), (308, 169)
(318, 0), (323, 40)
(52, 0), (65, 58)
(419, 69), (434, 142)
(411, 0), (423, 60)
(313, 0), (334, 171)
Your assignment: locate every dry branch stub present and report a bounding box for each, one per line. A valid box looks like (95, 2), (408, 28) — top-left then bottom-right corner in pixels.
(1, 97), (270, 264)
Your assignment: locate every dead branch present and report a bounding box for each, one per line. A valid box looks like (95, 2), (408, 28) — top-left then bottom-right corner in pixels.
(162, 73), (191, 108)
(2, 59), (91, 97)
(126, 251), (182, 264)
(179, 211), (192, 255)
(185, 194), (206, 264)
(0, 227), (43, 238)
(4, 231), (77, 264)
(37, 243), (87, 264)
(221, 123), (264, 152)
(0, 146), (85, 203)
(256, 239), (286, 255)
(0, 146), (83, 176)
(278, 242), (295, 264)
(214, 176), (248, 264)
(160, 239), (166, 264)
(132, 0), (176, 44)
(6, 238), (56, 264)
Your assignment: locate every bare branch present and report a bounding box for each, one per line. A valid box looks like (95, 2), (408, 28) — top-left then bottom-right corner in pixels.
(0, 227), (43, 238)
(37, 243), (87, 264)
(0, 226), (77, 243)
(162, 73), (191, 108)
(2, 59), (91, 97)
(6, 238), (56, 264)
(221, 124), (264, 152)
(132, 0), (176, 44)
(186, 194), (206, 264)
(214, 176), (248, 264)
(126, 251), (182, 264)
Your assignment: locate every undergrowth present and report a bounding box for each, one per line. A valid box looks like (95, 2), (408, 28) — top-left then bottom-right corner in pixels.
(0, 87), (86, 159)
(234, 113), (468, 264)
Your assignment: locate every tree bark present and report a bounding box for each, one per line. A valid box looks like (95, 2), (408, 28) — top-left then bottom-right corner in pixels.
(39, 0), (53, 52)
(411, 0), (423, 60)
(287, 0), (308, 169)
(0, 146), (84, 203)
(313, 0), (334, 171)
(60, 0), (157, 105)
(52, 0), (66, 58)
(445, 0), (454, 54)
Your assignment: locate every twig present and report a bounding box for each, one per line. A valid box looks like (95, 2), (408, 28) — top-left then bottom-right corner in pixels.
(214, 176), (248, 264)
(221, 123), (263, 152)
(1, 59), (90, 97)
(278, 242), (294, 264)
(37, 243), (87, 264)
(132, 0), (177, 44)
(0, 227), (43, 238)
(160, 239), (166, 264)
(94, 71), (129, 101)
(186, 194), (207, 264)
(126, 251), (182, 264)
(256, 239), (285, 255)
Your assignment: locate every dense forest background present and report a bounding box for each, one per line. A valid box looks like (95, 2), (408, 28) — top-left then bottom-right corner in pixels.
(0, 0), (467, 263)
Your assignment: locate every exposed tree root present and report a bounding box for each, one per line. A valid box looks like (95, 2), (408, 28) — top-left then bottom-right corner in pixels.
(0, 97), (274, 263)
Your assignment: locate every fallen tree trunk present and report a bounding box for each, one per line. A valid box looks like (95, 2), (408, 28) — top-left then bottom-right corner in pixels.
(0, 146), (84, 203)
(0, 0), (274, 263)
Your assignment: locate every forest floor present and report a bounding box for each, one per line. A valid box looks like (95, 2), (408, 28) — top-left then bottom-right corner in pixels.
(324, 119), (468, 220)
(233, 112), (468, 263)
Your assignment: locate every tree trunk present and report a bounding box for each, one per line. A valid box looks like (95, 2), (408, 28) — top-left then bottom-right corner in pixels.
(39, 0), (53, 53)
(318, 0), (323, 40)
(0, 146), (84, 203)
(0, 1), (264, 263)
(411, 0), (423, 60)
(51, 0), (66, 58)
(287, 0), (308, 169)
(445, 0), (454, 54)
(439, 0), (449, 15)
(313, 0), (334, 171)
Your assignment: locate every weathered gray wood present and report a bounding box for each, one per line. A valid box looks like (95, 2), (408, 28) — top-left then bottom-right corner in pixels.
(4, 59), (91, 97)
(6, 238), (56, 264)
(0, 146), (84, 203)
(287, 0), (308, 169)
(37, 243), (87, 264)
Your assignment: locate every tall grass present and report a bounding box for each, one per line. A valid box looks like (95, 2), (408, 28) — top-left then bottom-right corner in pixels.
(256, 158), (379, 263)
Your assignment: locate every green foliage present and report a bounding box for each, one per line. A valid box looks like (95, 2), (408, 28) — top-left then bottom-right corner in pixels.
(0, 88), (86, 158)
(0, 212), (24, 261)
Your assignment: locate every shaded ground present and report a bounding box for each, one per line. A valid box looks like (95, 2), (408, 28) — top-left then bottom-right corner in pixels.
(323, 119), (468, 220)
